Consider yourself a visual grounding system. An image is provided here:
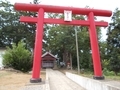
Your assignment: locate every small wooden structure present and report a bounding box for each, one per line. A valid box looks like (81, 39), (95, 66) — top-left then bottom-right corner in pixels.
(41, 52), (58, 68)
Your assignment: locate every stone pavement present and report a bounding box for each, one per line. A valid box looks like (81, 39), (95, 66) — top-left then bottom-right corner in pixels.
(21, 69), (85, 90)
(20, 69), (120, 90)
(20, 81), (48, 90)
(21, 84), (46, 90)
(20, 70), (49, 90)
(46, 69), (86, 90)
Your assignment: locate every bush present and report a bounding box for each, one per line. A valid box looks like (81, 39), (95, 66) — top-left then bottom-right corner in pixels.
(103, 68), (115, 76)
(2, 41), (32, 72)
(117, 73), (120, 76)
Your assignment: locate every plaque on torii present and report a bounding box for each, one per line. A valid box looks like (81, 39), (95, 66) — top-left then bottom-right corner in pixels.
(64, 10), (72, 21)
(14, 3), (112, 83)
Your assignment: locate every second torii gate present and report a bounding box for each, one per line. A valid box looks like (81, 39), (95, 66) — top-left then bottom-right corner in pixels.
(14, 3), (112, 83)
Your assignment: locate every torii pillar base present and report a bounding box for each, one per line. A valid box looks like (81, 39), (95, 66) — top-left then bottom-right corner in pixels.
(30, 78), (42, 83)
(93, 76), (105, 80)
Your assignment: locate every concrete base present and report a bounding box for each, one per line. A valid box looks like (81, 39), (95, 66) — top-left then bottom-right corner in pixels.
(93, 76), (105, 80)
(30, 78), (42, 83)
(66, 72), (120, 90)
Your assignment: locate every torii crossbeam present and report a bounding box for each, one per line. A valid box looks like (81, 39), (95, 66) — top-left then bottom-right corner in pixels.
(14, 3), (112, 83)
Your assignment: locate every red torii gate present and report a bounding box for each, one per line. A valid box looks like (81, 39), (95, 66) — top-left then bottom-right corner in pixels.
(14, 3), (112, 83)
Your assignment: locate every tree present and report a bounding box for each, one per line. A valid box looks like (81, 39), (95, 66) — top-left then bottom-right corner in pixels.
(0, 0), (40, 49)
(99, 41), (110, 69)
(2, 41), (32, 72)
(106, 8), (120, 75)
(43, 13), (96, 69)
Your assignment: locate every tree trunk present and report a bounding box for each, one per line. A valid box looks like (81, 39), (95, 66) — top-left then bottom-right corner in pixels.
(62, 50), (69, 67)
(62, 52), (66, 67)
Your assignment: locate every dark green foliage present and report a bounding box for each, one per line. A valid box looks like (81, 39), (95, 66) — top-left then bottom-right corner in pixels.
(2, 41), (32, 72)
(0, 0), (103, 72)
(0, 0), (39, 49)
(43, 13), (102, 70)
(107, 8), (120, 75)
(103, 68), (115, 76)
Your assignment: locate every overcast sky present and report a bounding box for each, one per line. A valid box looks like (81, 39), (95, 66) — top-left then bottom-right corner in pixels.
(9, 0), (120, 9)
(9, 0), (120, 40)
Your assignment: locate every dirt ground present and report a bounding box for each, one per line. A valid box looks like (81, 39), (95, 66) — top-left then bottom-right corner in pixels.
(0, 69), (46, 90)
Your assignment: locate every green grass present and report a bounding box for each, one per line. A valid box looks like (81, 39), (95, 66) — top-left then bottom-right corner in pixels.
(80, 70), (93, 78)
(61, 69), (120, 81)
(80, 71), (120, 81)
(58, 68), (120, 81)
(105, 76), (120, 81)
(81, 74), (120, 81)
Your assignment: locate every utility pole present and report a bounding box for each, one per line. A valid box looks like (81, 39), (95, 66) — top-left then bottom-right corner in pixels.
(75, 27), (80, 74)
(70, 53), (72, 70)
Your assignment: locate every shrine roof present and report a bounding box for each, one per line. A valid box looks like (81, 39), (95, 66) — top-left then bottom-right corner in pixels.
(42, 52), (58, 59)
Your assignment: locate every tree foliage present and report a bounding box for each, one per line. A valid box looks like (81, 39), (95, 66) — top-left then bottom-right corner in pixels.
(0, 0), (41, 72)
(0, 0), (103, 71)
(0, 0), (39, 49)
(43, 13), (102, 69)
(2, 41), (32, 72)
(107, 8), (120, 75)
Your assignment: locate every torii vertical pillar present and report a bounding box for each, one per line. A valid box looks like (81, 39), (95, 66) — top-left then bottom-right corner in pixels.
(88, 12), (104, 79)
(30, 8), (44, 83)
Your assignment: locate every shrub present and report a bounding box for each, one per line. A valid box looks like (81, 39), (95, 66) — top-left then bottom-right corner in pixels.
(108, 71), (115, 76)
(2, 41), (32, 72)
(103, 68), (115, 76)
(117, 73), (120, 76)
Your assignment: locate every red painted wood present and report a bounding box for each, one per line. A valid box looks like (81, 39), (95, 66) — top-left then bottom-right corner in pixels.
(42, 58), (55, 60)
(20, 16), (108, 27)
(32, 8), (44, 79)
(88, 12), (102, 76)
(14, 3), (112, 17)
